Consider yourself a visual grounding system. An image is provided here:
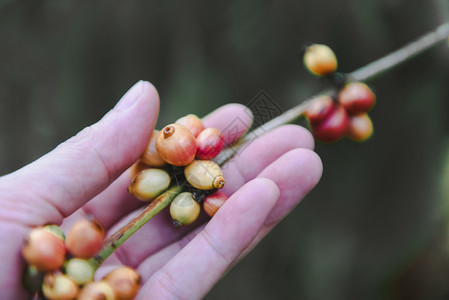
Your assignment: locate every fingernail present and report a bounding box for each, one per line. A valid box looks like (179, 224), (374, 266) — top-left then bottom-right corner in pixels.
(114, 80), (147, 111)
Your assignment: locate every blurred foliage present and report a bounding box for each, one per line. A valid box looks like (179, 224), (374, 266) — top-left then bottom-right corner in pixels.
(1, 0), (449, 299)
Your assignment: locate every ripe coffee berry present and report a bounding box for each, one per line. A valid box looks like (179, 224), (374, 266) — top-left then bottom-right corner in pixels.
(140, 130), (166, 167)
(66, 218), (105, 259)
(175, 114), (205, 138)
(156, 124), (197, 166)
(203, 191), (229, 217)
(102, 266), (141, 300)
(303, 44), (338, 76)
(196, 127), (224, 160)
(304, 95), (335, 125)
(347, 113), (374, 142)
(338, 82), (376, 114)
(310, 103), (349, 143)
(22, 227), (66, 271)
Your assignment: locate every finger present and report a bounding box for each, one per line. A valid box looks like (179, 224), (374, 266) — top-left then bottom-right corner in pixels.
(221, 124), (315, 195)
(134, 148), (322, 281)
(0, 81), (159, 226)
(110, 125), (313, 267)
(78, 103), (254, 230)
(136, 178), (280, 300)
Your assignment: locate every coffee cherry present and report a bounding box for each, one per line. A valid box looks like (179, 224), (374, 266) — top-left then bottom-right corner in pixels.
(311, 104), (349, 143)
(42, 272), (79, 300)
(128, 168), (171, 201)
(175, 114), (205, 138)
(77, 281), (115, 300)
(184, 160), (225, 190)
(140, 130), (166, 167)
(338, 82), (376, 114)
(347, 113), (374, 142)
(304, 95), (335, 125)
(170, 192), (201, 227)
(22, 227), (66, 271)
(203, 191), (229, 217)
(196, 128), (224, 160)
(303, 44), (338, 76)
(65, 258), (95, 286)
(66, 218), (105, 259)
(102, 266), (141, 300)
(156, 124), (197, 166)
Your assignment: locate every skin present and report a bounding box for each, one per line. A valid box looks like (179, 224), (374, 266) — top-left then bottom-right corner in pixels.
(0, 81), (322, 299)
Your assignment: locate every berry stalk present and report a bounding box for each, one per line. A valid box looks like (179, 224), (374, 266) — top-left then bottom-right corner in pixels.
(88, 185), (183, 269)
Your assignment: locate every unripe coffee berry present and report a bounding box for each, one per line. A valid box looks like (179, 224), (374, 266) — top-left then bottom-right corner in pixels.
(140, 130), (166, 167)
(347, 113), (374, 142)
(66, 218), (105, 259)
(22, 227), (66, 271)
(175, 114), (205, 138)
(184, 160), (225, 190)
(338, 82), (376, 114)
(128, 168), (171, 201)
(305, 95), (335, 125)
(102, 266), (141, 300)
(303, 44), (338, 76)
(203, 191), (229, 217)
(77, 281), (115, 300)
(64, 258), (95, 285)
(170, 192), (201, 227)
(195, 127), (224, 160)
(311, 104), (349, 143)
(156, 124), (197, 166)
(42, 272), (79, 300)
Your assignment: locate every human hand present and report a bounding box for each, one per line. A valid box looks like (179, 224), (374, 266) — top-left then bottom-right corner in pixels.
(0, 81), (322, 299)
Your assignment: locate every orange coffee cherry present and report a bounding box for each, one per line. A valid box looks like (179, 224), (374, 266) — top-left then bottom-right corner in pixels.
(22, 227), (66, 271)
(140, 130), (167, 167)
(347, 113), (374, 142)
(102, 266), (141, 300)
(66, 218), (105, 259)
(175, 114), (205, 138)
(156, 124), (197, 166)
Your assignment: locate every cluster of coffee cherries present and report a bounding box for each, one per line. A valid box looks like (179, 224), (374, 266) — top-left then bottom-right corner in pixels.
(128, 114), (229, 227)
(303, 44), (376, 143)
(21, 218), (141, 299)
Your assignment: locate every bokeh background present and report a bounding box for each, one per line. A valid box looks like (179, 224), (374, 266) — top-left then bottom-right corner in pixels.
(1, 1), (449, 299)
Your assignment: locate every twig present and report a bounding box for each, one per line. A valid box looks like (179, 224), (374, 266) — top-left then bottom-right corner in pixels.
(94, 22), (449, 267)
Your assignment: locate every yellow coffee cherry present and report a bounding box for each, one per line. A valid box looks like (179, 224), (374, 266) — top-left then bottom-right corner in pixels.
(170, 192), (201, 227)
(128, 168), (171, 201)
(184, 160), (225, 190)
(303, 44), (338, 76)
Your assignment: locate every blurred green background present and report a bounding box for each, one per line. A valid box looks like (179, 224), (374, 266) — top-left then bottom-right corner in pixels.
(1, 0), (449, 299)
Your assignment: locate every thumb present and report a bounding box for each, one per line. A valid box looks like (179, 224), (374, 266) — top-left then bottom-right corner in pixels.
(0, 80), (159, 226)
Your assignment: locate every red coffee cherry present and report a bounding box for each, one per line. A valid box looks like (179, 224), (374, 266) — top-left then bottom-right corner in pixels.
(311, 104), (349, 143)
(66, 218), (105, 259)
(203, 191), (229, 217)
(156, 124), (197, 166)
(347, 113), (374, 142)
(304, 95), (335, 125)
(175, 114), (205, 138)
(303, 44), (338, 76)
(22, 227), (66, 271)
(338, 82), (376, 114)
(196, 127), (224, 160)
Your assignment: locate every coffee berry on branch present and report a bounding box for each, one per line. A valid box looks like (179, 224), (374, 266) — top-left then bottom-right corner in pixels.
(303, 44), (376, 143)
(21, 219), (141, 299)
